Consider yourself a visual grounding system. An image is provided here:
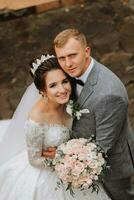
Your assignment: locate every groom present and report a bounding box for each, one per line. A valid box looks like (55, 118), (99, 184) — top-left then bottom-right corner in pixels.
(53, 28), (134, 200)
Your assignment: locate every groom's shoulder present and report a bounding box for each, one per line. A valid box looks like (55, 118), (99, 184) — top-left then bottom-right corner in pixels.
(93, 58), (111, 72)
(93, 58), (121, 80)
(92, 58), (126, 94)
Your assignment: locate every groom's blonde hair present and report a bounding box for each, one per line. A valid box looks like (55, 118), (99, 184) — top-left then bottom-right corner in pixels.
(54, 28), (87, 48)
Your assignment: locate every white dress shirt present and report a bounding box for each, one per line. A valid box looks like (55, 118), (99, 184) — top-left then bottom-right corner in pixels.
(76, 57), (94, 96)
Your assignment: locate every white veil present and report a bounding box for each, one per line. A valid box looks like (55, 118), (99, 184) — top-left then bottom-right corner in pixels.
(0, 83), (40, 166)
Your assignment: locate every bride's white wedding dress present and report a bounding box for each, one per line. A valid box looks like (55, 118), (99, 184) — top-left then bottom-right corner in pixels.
(0, 119), (111, 200)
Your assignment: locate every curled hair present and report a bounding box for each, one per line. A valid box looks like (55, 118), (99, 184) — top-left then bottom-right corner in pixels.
(30, 56), (61, 92)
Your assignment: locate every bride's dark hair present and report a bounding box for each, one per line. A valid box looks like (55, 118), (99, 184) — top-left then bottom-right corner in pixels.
(30, 56), (76, 99)
(30, 56), (61, 92)
(30, 55), (76, 100)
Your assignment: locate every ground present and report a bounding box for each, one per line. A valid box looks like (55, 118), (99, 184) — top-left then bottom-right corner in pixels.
(0, 0), (134, 130)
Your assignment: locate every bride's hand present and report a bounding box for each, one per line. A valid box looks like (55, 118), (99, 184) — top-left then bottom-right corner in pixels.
(42, 147), (57, 158)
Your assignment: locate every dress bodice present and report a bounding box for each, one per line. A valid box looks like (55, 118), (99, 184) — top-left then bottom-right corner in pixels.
(25, 119), (71, 148)
(24, 119), (71, 168)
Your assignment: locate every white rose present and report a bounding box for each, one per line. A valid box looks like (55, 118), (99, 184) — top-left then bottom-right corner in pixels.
(75, 111), (82, 120)
(66, 105), (73, 116)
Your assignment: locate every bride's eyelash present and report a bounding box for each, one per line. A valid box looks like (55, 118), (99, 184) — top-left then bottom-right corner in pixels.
(48, 79), (69, 88)
(49, 83), (56, 88)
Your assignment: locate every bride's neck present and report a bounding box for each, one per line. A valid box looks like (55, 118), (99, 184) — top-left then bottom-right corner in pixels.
(45, 101), (66, 114)
(41, 100), (71, 126)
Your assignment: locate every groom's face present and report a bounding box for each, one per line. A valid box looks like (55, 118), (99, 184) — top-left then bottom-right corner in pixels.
(55, 37), (90, 78)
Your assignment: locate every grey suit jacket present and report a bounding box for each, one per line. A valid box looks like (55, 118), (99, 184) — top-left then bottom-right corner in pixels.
(72, 59), (134, 180)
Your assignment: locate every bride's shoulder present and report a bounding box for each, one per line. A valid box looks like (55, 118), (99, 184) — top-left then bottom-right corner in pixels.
(28, 99), (46, 123)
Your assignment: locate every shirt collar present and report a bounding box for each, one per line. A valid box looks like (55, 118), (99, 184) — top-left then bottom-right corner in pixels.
(77, 57), (94, 83)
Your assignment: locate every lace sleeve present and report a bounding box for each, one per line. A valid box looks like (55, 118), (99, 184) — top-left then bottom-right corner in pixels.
(25, 120), (48, 169)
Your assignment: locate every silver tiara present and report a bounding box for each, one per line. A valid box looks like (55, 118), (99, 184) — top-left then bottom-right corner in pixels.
(31, 54), (55, 75)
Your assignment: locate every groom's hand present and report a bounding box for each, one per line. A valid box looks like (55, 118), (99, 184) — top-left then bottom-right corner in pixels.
(42, 147), (56, 158)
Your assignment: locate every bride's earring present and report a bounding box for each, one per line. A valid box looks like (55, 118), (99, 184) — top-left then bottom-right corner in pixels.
(40, 91), (48, 103)
(40, 91), (44, 98)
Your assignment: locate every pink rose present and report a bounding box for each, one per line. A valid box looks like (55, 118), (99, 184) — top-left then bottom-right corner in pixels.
(72, 161), (85, 176)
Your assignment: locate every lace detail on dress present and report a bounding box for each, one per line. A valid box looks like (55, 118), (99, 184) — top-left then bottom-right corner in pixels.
(25, 119), (70, 168)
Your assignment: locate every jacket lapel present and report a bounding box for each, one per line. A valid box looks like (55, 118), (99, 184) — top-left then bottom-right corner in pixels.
(77, 60), (99, 107)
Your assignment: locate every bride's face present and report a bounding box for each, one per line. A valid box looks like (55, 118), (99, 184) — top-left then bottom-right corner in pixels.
(44, 69), (71, 104)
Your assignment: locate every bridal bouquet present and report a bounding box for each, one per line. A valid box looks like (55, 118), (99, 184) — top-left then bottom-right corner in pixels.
(53, 136), (108, 195)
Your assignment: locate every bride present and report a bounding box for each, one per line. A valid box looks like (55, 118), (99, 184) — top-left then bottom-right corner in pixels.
(0, 55), (111, 200)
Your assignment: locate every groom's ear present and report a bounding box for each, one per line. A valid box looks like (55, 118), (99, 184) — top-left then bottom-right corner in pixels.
(85, 47), (91, 56)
